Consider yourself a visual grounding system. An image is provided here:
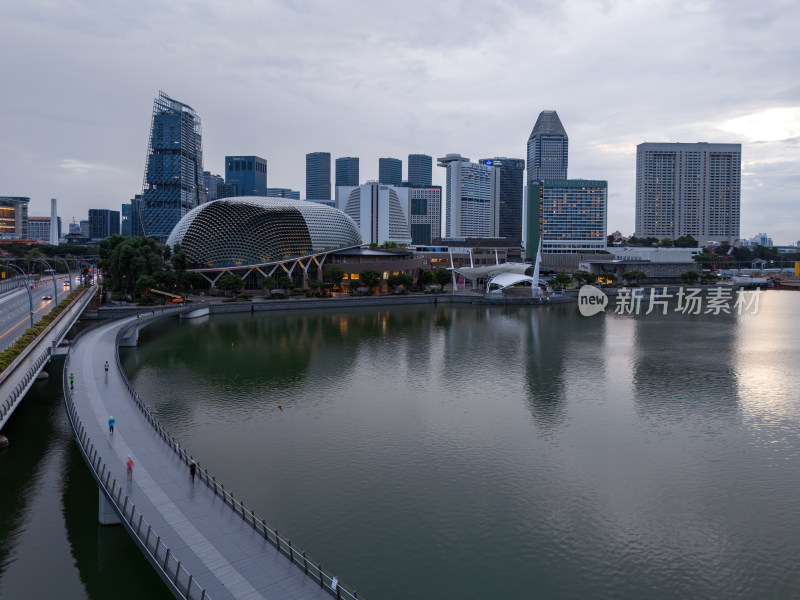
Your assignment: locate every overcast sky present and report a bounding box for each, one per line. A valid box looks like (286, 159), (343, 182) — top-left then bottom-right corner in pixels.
(1, 0), (798, 244)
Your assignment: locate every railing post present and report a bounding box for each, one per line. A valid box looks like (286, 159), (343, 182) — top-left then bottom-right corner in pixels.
(186, 575), (193, 597)
(164, 548), (171, 569)
(174, 562), (180, 583)
(318, 564), (323, 586)
(288, 540), (293, 562)
(276, 531), (279, 552)
(303, 551), (308, 574)
(262, 519), (268, 540)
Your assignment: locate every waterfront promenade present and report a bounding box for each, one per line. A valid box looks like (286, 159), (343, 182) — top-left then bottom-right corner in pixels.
(65, 315), (352, 599)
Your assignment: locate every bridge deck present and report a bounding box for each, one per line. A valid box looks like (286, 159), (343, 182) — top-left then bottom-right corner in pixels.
(68, 317), (343, 600)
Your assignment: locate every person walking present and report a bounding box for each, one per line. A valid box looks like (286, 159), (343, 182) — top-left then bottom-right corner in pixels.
(108, 415), (115, 436)
(189, 461), (196, 482)
(69, 373), (74, 389)
(104, 360), (109, 375)
(126, 456), (134, 480)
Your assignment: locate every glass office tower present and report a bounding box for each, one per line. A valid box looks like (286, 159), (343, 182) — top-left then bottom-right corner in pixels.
(141, 91), (203, 241)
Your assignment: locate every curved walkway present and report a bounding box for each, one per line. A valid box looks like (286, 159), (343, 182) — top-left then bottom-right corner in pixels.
(65, 315), (354, 600)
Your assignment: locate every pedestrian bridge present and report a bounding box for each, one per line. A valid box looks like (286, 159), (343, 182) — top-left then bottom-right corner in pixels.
(64, 314), (358, 600)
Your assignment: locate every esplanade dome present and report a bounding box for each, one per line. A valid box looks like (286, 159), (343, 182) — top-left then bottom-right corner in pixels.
(165, 197), (362, 269)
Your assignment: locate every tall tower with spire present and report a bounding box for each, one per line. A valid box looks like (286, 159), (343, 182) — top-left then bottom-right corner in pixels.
(526, 110), (568, 182)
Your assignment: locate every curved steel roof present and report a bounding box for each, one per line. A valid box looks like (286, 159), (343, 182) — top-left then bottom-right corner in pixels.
(166, 197), (362, 269)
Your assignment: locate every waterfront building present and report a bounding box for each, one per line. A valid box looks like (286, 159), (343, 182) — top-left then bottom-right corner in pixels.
(265, 188), (301, 200)
(0, 196), (29, 239)
(339, 182), (411, 245)
(527, 110), (569, 182)
(203, 171), (225, 203)
(635, 142), (741, 246)
(224, 156), (268, 197)
(525, 179), (607, 258)
(379, 158), (402, 186)
(165, 197), (361, 269)
(408, 154), (433, 187)
(437, 154), (500, 239)
(335, 157), (360, 187)
(141, 91), (203, 241)
(27, 216), (62, 242)
(409, 186), (442, 245)
(306, 152), (331, 201)
(128, 195), (145, 237)
(88, 209), (120, 241)
(480, 157), (525, 241)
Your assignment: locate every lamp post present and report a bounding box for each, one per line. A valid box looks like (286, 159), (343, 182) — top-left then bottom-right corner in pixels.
(28, 258), (58, 302)
(52, 256), (72, 292)
(3, 261), (34, 328)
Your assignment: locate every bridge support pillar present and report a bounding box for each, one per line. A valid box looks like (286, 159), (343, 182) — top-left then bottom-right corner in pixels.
(98, 488), (121, 525)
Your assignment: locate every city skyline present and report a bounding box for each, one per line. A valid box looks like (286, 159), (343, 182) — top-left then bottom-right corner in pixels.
(0, 1), (797, 243)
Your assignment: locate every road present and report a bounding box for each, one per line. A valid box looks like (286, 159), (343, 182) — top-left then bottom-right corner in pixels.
(0, 274), (76, 353)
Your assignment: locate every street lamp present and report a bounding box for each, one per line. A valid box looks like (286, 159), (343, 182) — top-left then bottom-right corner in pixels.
(3, 261), (34, 328)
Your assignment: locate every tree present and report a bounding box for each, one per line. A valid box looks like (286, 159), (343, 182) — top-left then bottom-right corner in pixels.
(660, 237), (674, 247)
(217, 273), (245, 298)
(162, 244), (172, 261)
(359, 269), (382, 289)
(551, 272), (572, 290)
(674, 235), (698, 248)
(573, 270), (597, 286)
(262, 275), (276, 296)
(308, 279), (323, 296)
(278, 276), (295, 290)
(623, 269), (647, 285)
(388, 273), (413, 289)
(323, 266), (345, 286)
(419, 269), (435, 286)
(135, 275), (157, 296)
(433, 268), (451, 290)
(681, 270), (700, 284)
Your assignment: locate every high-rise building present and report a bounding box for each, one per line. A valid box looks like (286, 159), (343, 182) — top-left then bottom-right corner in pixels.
(121, 203), (131, 236)
(339, 182), (411, 245)
(479, 157), (525, 240)
(0, 196), (29, 239)
(265, 188), (301, 200)
(408, 154), (433, 187)
(306, 152), (331, 201)
(379, 157), (402, 186)
(635, 142), (741, 245)
(335, 157), (359, 187)
(141, 91), (203, 241)
(525, 179), (607, 258)
(437, 154), (500, 238)
(224, 156), (268, 196)
(27, 216), (62, 242)
(527, 110), (568, 182)
(128, 195), (145, 237)
(203, 171), (225, 203)
(88, 209), (121, 241)
(409, 186), (442, 245)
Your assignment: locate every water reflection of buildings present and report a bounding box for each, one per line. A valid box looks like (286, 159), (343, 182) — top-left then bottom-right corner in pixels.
(631, 310), (740, 419)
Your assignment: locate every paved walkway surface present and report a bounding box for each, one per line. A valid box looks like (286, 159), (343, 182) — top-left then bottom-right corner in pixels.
(70, 317), (337, 600)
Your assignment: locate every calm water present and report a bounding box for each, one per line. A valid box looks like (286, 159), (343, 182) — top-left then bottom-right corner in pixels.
(118, 292), (800, 600)
(1, 293), (799, 599)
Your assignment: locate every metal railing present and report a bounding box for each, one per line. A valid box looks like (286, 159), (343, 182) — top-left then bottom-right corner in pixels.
(114, 312), (359, 599)
(63, 325), (209, 600)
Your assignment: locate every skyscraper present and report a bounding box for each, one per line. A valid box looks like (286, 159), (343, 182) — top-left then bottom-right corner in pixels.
(224, 156), (267, 196)
(408, 154), (432, 187)
(635, 142), (741, 245)
(141, 91), (203, 241)
(265, 188), (301, 200)
(340, 182), (411, 245)
(438, 154), (500, 238)
(335, 157), (359, 187)
(409, 186), (442, 245)
(379, 157), (402, 186)
(88, 209), (121, 241)
(306, 152), (331, 201)
(0, 197), (29, 238)
(525, 180), (607, 258)
(479, 157), (525, 240)
(527, 110), (568, 182)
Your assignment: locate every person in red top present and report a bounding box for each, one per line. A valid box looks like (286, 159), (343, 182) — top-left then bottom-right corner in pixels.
(126, 456), (134, 480)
